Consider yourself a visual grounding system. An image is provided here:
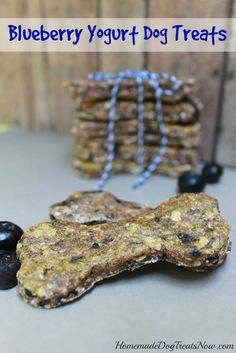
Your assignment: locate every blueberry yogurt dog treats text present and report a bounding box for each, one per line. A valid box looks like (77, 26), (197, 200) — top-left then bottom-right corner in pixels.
(17, 193), (230, 308)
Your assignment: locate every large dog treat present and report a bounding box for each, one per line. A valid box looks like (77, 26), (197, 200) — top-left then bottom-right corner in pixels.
(64, 78), (196, 103)
(17, 193), (230, 308)
(49, 191), (150, 224)
(76, 99), (201, 124)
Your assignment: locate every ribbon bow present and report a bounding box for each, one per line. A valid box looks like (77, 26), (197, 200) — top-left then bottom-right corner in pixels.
(88, 70), (181, 189)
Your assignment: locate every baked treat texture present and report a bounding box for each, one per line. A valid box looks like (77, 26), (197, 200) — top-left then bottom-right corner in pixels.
(76, 99), (201, 124)
(64, 78), (196, 103)
(49, 191), (150, 224)
(74, 145), (198, 164)
(73, 159), (196, 178)
(65, 75), (202, 179)
(17, 193), (230, 308)
(73, 120), (200, 139)
(74, 134), (200, 149)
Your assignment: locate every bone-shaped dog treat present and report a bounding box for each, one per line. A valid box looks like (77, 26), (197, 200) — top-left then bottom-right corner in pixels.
(17, 193), (230, 308)
(49, 191), (150, 224)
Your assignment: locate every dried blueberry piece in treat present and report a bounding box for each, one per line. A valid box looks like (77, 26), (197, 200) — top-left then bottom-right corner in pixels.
(106, 213), (115, 220)
(102, 236), (114, 244)
(70, 255), (83, 263)
(178, 171), (206, 193)
(178, 232), (195, 244)
(92, 243), (100, 249)
(205, 256), (219, 265)
(0, 250), (20, 289)
(0, 222), (24, 251)
(24, 288), (35, 298)
(191, 249), (201, 257)
(202, 162), (223, 184)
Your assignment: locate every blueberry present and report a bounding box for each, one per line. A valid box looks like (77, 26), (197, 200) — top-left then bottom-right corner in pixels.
(202, 162), (223, 184)
(0, 250), (20, 289)
(0, 222), (23, 251)
(178, 171), (206, 193)
(92, 243), (100, 249)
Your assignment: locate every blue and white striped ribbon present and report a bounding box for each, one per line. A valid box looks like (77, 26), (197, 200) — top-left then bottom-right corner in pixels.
(88, 70), (180, 189)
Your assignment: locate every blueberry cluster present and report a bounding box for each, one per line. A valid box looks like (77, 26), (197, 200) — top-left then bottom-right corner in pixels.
(0, 222), (23, 290)
(178, 162), (223, 193)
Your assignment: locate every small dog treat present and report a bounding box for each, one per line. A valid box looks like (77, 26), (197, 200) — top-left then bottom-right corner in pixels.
(74, 145), (198, 165)
(64, 78), (196, 104)
(49, 191), (150, 224)
(73, 120), (200, 140)
(73, 159), (196, 178)
(17, 193), (230, 308)
(76, 99), (200, 124)
(75, 134), (200, 149)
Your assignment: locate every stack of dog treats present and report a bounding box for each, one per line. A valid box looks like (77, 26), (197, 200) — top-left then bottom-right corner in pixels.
(65, 76), (202, 178)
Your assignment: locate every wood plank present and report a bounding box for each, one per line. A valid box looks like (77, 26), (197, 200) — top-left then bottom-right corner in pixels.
(99, 0), (146, 72)
(217, 0), (236, 167)
(21, 0), (50, 130)
(0, 0), (49, 129)
(216, 53), (236, 167)
(0, 0), (97, 132)
(147, 0), (231, 161)
(42, 0), (97, 132)
(0, 0), (24, 127)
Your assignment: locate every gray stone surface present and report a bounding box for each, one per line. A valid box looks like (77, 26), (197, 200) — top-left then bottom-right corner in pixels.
(0, 129), (235, 353)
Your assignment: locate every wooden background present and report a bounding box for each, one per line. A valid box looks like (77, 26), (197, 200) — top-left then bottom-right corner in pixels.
(0, 0), (235, 166)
